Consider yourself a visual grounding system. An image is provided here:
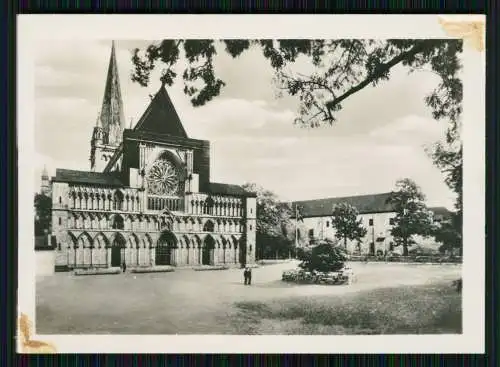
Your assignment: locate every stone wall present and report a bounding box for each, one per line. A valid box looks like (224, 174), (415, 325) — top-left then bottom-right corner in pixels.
(36, 249), (55, 276)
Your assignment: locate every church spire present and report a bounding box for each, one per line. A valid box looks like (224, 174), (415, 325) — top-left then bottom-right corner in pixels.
(41, 165), (48, 179)
(99, 40), (125, 146)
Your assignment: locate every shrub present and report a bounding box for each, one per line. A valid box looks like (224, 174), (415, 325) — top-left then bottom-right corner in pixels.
(298, 239), (347, 273)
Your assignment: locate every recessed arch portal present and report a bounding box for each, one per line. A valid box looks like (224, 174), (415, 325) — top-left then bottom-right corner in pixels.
(111, 233), (127, 267)
(156, 231), (178, 266)
(202, 235), (216, 265)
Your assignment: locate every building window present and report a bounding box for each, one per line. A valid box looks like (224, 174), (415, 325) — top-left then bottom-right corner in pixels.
(59, 196), (62, 204)
(308, 229), (314, 238)
(389, 218), (395, 225)
(250, 208), (253, 214)
(58, 217), (62, 225)
(249, 224), (253, 231)
(369, 219), (374, 226)
(326, 221), (330, 227)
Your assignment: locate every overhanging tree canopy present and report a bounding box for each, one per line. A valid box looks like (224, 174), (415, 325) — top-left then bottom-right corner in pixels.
(131, 39), (463, 215)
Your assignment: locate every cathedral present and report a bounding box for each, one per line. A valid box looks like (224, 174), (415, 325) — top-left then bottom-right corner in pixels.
(48, 42), (257, 272)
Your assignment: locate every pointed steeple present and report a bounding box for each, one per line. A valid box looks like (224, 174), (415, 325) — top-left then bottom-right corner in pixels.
(41, 165), (48, 179)
(99, 40), (125, 145)
(95, 112), (101, 127)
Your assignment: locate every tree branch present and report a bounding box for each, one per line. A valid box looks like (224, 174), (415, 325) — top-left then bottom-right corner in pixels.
(325, 43), (426, 111)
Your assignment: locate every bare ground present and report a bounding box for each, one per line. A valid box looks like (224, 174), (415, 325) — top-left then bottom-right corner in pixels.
(36, 261), (461, 334)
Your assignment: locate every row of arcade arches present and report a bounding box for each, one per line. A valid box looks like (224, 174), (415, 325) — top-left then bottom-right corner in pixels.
(64, 231), (247, 268)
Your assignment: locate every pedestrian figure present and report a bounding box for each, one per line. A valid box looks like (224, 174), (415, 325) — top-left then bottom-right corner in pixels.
(122, 261), (126, 273)
(247, 267), (252, 285)
(243, 267), (249, 285)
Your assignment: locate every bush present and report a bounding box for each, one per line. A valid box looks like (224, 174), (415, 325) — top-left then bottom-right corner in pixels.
(298, 240), (347, 273)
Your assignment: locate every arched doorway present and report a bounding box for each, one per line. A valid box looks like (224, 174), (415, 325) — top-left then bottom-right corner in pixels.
(202, 235), (216, 265)
(238, 237), (247, 267)
(111, 233), (126, 267)
(156, 231), (177, 266)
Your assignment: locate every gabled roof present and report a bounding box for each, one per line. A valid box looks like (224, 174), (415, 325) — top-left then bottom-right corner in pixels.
(209, 183), (257, 197)
(52, 169), (123, 187)
(292, 192), (395, 218)
(133, 84), (188, 138)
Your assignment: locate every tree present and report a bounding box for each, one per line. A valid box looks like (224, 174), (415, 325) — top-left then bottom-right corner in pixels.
(331, 202), (367, 249)
(34, 193), (52, 236)
(242, 183), (301, 259)
(131, 39), (463, 214)
(427, 143), (463, 254)
(433, 212), (462, 256)
(298, 239), (347, 273)
(387, 178), (434, 256)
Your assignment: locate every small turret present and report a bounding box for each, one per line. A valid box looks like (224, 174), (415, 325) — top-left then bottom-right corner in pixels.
(41, 165), (50, 196)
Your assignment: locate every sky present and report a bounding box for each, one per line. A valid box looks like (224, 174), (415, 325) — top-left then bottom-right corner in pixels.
(34, 40), (457, 209)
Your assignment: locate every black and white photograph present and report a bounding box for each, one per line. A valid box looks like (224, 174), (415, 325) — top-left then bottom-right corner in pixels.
(18, 15), (485, 354)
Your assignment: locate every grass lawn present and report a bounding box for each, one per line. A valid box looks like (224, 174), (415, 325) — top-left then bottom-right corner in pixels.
(231, 282), (462, 335)
(36, 261), (461, 335)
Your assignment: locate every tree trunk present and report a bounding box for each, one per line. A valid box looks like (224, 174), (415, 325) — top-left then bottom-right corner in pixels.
(403, 239), (409, 257)
(344, 237), (347, 249)
(275, 250), (279, 260)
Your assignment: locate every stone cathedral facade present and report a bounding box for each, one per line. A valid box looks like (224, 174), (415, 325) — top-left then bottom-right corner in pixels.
(49, 42), (257, 271)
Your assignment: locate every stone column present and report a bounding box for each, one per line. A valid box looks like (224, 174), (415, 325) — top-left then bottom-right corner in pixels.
(150, 247), (155, 267)
(107, 247), (111, 267)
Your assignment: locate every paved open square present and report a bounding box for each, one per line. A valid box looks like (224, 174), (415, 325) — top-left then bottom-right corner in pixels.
(36, 262), (462, 335)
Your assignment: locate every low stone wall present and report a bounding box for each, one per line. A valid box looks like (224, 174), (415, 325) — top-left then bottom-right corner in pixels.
(74, 267), (121, 276)
(131, 266), (175, 273)
(193, 265), (230, 271)
(257, 259), (293, 265)
(35, 249), (55, 276)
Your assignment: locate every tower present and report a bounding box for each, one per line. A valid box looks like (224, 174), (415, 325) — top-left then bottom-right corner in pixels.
(41, 165), (50, 196)
(90, 41), (125, 172)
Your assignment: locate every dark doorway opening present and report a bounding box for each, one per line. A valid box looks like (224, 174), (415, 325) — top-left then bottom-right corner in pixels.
(156, 231), (177, 266)
(111, 234), (126, 267)
(239, 239), (247, 267)
(202, 235), (215, 265)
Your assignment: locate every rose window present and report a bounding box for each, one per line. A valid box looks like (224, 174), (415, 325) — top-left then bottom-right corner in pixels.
(146, 159), (180, 196)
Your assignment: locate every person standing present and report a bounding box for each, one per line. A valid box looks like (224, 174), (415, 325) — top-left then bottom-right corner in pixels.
(122, 261), (127, 273)
(243, 267), (249, 285)
(247, 267), (252, 285)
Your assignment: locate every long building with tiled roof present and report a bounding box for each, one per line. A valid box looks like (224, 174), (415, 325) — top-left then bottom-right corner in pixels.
(48, 41), (257, 272)
(290, 193), (451, 255)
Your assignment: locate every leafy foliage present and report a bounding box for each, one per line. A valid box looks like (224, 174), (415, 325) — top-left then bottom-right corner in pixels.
(242, 183), (304, 259)
(387, 179), (434, 256)
(132, 39), (463, 217)
(131, 39), (462, 128)
(331, 203), (367, 248)
(297, 239), (348, 273)
(34, 193), (52, 236)
(433, 212), (462, 256)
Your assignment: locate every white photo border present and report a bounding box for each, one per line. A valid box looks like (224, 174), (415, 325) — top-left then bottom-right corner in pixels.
(17, 14), (485, 354)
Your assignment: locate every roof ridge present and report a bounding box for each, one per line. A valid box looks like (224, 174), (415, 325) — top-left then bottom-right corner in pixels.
(292, 192), (392, 203)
